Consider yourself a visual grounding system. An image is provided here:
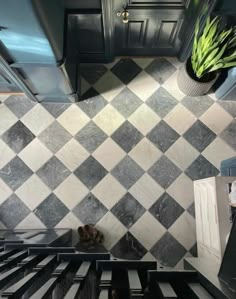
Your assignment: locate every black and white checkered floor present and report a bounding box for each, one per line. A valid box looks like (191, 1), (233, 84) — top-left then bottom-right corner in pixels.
(0, 57), (236, 268)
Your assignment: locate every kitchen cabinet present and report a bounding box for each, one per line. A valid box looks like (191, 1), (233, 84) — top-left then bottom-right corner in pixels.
(194, 177), (236, 264)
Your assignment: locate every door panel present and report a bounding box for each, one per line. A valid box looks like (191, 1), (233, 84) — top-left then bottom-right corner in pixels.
(114, 2), (184, 56)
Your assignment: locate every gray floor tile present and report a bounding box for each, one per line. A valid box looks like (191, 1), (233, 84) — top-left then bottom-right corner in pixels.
(147, 121), (180, 152)
(38, 121), (71, 153)
(181, 95), (214, 117)
(75, 121), (107, 153)
(150, 232), (187, 267)
(218, 101), (236, 118)
(0, 194), (30, 229)
(185, 155), (219, 180)
(189, 243), (198, 257)
(81, 64), (107, 84)
(111, 156), (144, 189)
(111, 193), (145, 229)
(78, 88), (108, 118)
(149, 193), (184, 229)
(4, 95), (36, 118)
(37, 156), (71, 190)
(111, 59), (142, 84)
(111, 87), (142, 118)
(34, 193), (69, 227)
(41, 103), (70, 118)
(183, 120), (216, 152)
(187, 202), (195, 218)
(0, 157), (33, 191)
(220, 120), (236, 150)
(145, 58), (177, 84)
(111, 232), (147, 260)
(146, 87), (178, 117)
(73, 193), (107, 224)
(111, 121), (143, 153)
(2, 121), (35, 153)
(74, 156), (108, 190)
(148, 156), (181, 189)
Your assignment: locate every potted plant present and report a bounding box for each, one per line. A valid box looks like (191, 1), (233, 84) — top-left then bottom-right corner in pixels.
(177, 16), (236, 96)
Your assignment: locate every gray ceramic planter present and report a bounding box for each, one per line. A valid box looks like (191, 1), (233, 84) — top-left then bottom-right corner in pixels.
(177, 59), (217, 97)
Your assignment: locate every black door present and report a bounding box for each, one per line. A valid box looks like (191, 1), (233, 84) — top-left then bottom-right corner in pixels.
(114, 0), (185, 56)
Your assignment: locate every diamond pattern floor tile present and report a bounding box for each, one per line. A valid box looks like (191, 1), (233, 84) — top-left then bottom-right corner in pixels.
(0, 105), (19, 135)
(147, 121), (180, 153)
(15, 174), (51, 211)
(92, 138), (126, 171)
(73, 193), (107, 224)
(81, 64), (107, 85)
(202, 137), (236, 169)
(111, 121), (143, 153)
(54, 174), (89, 210)
(169, 211), (196, 250)
(166, 137), (199, 171)
(130, 211), (166, 250)
(185, 155), (220, 180)
(183, 120), (216, 152)
(181, 95), (214, 117)
(0, 156), (33, 191)
(0, 194), (30, 229)
(146, 87), (178, 118)
(96, 212), (127, 250)
(145, 58), (177, 84)
(150, 232), (187, 267)
(200, 103), (233, 134)
(128, 71), (159, 101)
(111, 232), (147, 260)
(38, 121), (71, 153)
(57, 105), (90, 136)
(0, 178), (12, 204)
(111, 156), (144, 189)
(93, 104), (125, 136)
(148, 156), (181, 189)
(94, 71), (125, 102)
(2, 121), (35, 153)
(92, 174), (126, 209)
(128, 104), (161, 135)
(129, 138), (162, 171)
(36, 156), (71, 190)
(111, 58), (142, 84)
(18, 139), (53, 172)
(74, 156), (108, 190)
(41, 102), (70, 118)
(164, 103), (197, 135)
(78, 88), (108, 118)
(129, 174), (164, 209)
(55, 139), (90, 171)
(111, 87), (142, 118)
(149, 193), (184, 229)
(5, 95), (36, 118)
(0, 139), (15, 169)
(34, 193), (69, 227)
(21, 104), (54, 135)
(220, 120), (236, 151)
(167, 173), (194, 209)
(75, 121), (107, 153)
(1, 57), (236, 266)
(111, 193), (145, 229)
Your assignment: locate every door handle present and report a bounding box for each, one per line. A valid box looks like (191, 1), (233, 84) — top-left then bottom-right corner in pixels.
(117, 6), (129, 23)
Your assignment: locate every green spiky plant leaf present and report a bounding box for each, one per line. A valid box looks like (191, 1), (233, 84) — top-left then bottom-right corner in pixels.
(191, 16), (236, 79)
